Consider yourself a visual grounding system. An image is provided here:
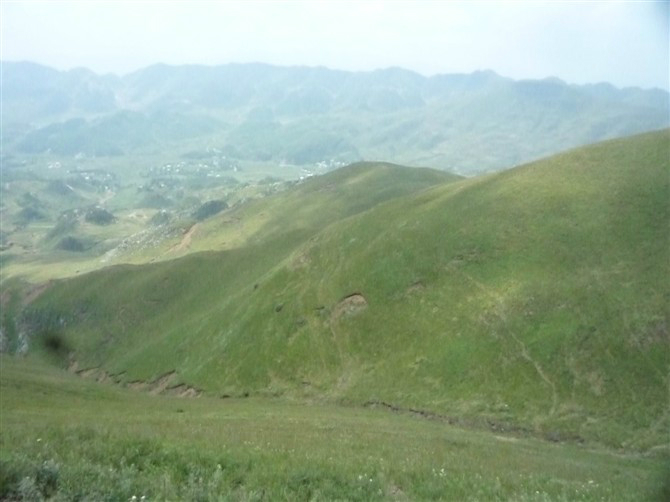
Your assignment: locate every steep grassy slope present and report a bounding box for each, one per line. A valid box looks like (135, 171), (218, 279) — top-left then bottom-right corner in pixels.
(0, 160), (455, 282)
(23, 131), (670, 449)
(176, 162), (460, 256)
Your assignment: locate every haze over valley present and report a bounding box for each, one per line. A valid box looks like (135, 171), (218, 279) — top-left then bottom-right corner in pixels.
(4, 61), (669, 174)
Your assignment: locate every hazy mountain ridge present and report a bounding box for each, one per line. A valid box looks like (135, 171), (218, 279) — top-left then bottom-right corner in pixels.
(3, 61), (668, 173)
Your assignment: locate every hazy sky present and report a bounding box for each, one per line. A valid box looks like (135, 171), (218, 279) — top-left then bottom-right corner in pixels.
(2, 1), (668, 90)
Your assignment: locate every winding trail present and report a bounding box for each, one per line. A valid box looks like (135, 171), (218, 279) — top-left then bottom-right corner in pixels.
(448, 264), (559, 416)
(510, 330), (559, 416)
(168, 223), (199, 253)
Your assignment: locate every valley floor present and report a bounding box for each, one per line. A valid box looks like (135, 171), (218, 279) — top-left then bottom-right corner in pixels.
(0, 357), (667, 501)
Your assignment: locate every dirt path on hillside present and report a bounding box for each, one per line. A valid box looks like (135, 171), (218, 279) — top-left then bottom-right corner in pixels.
(168, 223), (199, 253)
(22, 281), (53, 305)
(69, 362), (201, 397)
(448, 264), (559, 416)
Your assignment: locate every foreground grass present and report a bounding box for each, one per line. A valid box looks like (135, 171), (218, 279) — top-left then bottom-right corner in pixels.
(1, 357), (667, 501)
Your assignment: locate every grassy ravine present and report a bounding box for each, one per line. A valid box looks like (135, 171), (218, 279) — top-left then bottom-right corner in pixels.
(1, 357), (667, 501)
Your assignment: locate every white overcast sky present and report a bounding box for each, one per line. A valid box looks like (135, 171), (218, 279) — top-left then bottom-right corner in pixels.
(1, 1), (668, 90)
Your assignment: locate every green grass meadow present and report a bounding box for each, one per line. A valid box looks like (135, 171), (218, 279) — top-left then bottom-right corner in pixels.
(1, 357), (668, 501)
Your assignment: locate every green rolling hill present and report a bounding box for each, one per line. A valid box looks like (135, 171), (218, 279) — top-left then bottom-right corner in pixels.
(13, 129), (670, 453)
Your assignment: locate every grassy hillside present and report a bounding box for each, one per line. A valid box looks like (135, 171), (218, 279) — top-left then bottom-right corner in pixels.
(177, 162), (460, 256)
(18, 130), (670, 450)
(1, 356), (667, 501)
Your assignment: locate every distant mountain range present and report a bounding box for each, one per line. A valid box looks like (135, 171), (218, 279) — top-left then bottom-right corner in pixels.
(2, 61), (668, 173)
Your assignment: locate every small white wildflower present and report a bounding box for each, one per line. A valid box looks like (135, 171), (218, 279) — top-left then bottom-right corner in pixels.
(130, 497), (137, 501)
(36, 438), (42, 442)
